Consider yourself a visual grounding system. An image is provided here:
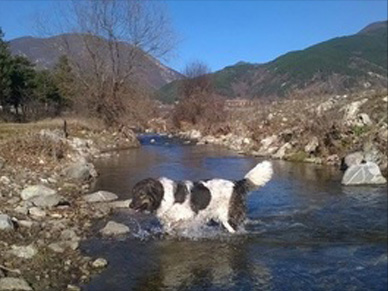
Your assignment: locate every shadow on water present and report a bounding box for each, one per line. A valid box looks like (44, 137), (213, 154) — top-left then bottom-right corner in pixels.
(83, 134), (387, 290)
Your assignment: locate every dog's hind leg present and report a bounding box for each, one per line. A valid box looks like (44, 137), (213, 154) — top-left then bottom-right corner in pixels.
(222, 221), (236, 233)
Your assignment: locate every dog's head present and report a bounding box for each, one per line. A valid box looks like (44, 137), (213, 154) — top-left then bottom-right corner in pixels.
(129, 178), (164, 213)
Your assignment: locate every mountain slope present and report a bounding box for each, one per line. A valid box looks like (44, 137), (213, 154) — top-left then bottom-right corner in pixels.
(159, 20), (387, 103)
(9, 34), (183, 90)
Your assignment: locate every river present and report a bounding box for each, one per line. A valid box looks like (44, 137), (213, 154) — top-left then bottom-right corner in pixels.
(82, 134), (387, 290)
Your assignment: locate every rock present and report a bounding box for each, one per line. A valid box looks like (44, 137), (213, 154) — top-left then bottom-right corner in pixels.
(354, 113), (372, 126)
(342, 99), (368, 121)
(0, 176), (10, 185)
(109, 199), (132, 209)
(67, 285), (81, 291)
(342, 152), (364, 170)
(304, 137), (319, 154)
(100, 221), (129, 236)
(60, 229), (80, 241)
(91, 258), (108, 268)
(21, 185), (57, 200)
(83, 191), (118, 203)
(48, 241), (79, 253)
(363, 142), (387, 171)
(93, 203), (112, 218)
(0, 278), (32, 291)
(14, 205), (29, 215)
(341, 162), (387, 185)
(17, 220), (36, 228)
(189, 130), (202, 140)
(8, 244), (38, 259)
(63, 161), (97, 182)
(29, 194), (65, 208)
(261, 135), (278, 149)
(316, 97), (337, 115)
(29, 207), (46, 218)
(0, 269), (4, 278)
(326, 154), (340, 165)
(378, 124), (388, 142)
(0, 158), (4, 170)
(272, 143), (292, 159)
(0, 214), (14, 230)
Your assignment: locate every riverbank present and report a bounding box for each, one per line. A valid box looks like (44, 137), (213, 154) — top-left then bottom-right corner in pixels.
(163, 90), (387, 177)
(0, 118), (140, 290)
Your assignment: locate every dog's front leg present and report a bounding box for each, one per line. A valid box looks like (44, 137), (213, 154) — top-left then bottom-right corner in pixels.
(223, 221), (236, 233)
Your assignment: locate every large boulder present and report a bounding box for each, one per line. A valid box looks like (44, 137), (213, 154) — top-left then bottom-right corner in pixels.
(62, 161), (97, 182)
(341, 162), (387, 185)
(21, 185), (57, 200)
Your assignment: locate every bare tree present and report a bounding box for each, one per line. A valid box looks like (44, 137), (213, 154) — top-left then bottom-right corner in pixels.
(173, 61), (225, 127)
(36, 0), (175, 125)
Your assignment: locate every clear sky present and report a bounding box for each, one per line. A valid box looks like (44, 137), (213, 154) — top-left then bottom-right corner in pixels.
(0, 1), (387, 72)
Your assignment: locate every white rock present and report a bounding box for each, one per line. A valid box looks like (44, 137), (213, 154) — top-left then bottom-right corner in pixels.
(0, 176), (10, 185)
(100, 221), (129, 236)
(8, 244), (38, 259)
(62, 161), (97, 182)
(0, 278), (32, 291)
(272, 143), (292, 159)
(260, 135), (278, 148)
(355, 113), (372, 126)
(60, 229), (80, 241)
(91, 258), (108, 268)
(342, 162), (387, 185)
(21, 185), (57, 200)
(29, 207), (46, 218)
(83, 191), (118, 203)
(30, 194), (64, 208)
(304, 137), (319, 154)
(341, 99), (368, 121)
(48, 241), (79, 253)
(0, 214), (14, 230)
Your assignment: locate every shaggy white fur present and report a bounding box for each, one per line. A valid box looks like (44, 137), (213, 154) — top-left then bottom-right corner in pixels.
(154, 161), (273, 233)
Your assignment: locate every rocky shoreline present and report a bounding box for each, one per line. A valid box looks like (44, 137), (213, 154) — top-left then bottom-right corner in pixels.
(0, 119), (140, 290)
(173, 91), (388, 185)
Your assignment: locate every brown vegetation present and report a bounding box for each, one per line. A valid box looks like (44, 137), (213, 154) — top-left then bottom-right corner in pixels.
(173, 61), (226, 129)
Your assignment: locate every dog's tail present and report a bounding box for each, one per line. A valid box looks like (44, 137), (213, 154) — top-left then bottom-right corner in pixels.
(235, 161), (273, 194)
(245, 160), (273, 188)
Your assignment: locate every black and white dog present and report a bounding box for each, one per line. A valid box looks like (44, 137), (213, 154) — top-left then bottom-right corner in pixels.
(129, 161), (273, 233)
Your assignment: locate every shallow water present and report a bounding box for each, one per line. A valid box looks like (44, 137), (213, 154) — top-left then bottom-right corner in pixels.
(83, 134), (387, 290)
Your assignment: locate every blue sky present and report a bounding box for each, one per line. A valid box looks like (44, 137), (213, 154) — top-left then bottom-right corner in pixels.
(0, 1), (387, 72)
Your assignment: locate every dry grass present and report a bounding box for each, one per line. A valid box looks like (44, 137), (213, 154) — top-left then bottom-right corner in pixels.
(0, 117), (105, 141)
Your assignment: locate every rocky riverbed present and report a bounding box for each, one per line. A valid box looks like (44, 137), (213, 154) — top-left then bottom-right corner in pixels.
(0, 119), (140, 290)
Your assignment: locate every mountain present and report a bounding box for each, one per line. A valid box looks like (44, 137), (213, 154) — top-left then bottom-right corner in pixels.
(158, 20), (387, 103)
(9, 34), (183, 90)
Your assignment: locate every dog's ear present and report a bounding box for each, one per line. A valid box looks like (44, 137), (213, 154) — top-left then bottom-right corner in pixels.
(132, 178), (164, 212)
